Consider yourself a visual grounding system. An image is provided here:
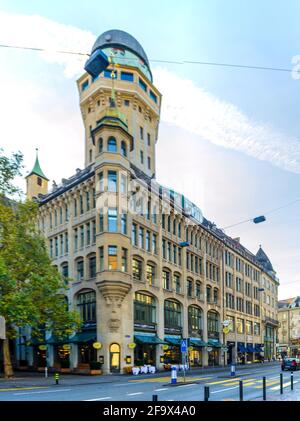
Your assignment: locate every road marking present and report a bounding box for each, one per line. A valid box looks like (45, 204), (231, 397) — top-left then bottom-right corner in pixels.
(271, 380), (298, 391)
(127, 392), (144, 396)
(84, 397), (112, 401)
(211, 386), (239, 394)
(0, 387), (47, 392)
(129, 376), (212, 383)
(154, 388), (165, 392)
(180, 383), (196, 387)
(13, 388), (72, 396)
(207, 378), (241, 385)
(254, 380), (279, 389)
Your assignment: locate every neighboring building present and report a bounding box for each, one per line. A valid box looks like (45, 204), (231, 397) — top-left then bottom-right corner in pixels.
(278, 297), (300, 357)
(21, 29), (279, 374)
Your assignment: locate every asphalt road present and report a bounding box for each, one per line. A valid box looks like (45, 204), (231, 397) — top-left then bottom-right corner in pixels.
(0, 364), (299, 401)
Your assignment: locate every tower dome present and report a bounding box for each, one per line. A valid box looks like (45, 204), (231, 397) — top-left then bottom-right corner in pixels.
(91, 29), (152, 82)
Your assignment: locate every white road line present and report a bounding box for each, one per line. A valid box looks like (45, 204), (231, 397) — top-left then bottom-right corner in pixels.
(154, 388), (165, 392)
(13, 389), (72, 396)
(127, 392), (144, 396)
(211, 386), (239, 394)
(84, 397), (112, 401)
(180, 384), (196, 387)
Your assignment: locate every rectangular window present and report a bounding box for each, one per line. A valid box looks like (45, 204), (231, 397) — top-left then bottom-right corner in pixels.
(60, 234), (63, 256)
(108, 171), (117, 192)
(80, 225), (84, 248)
(147, 133), (151, 146)
(121, 174), (126, 194)
(89, 256), (96, 278)
(132, 223), (137, 246)
(65, 232), (68, 254)
(80, 196), (84, 214)
(121, 212), (127, 235)
(92, 220), (96, 244)
(254, 322), (260, 336)
(86, 191), (90, 211)
(104, 69), (116, 79)
(139, 78), (147, 92)
(152, 233), (157, 254)
(146, 230), (151, 252)
(147, 156), (151, 170)
(81, 80), (89, 91)
(132, 259), (142, 281)
(108, 246), (117, 270)
(86, 222), (91, 245)
(140, 150), (144, 164)
(54, 237), (58, 257)
(121, 71), (134, 82)
(99, 172), (104, 192)
(108, 208), (118, 232)
(149, 90), (157, 103)
(246, 320), (253, 335)
(139, 227), (144, 249)
(124, 99), (130, 106)
(121, 248), (127, 272)
(173, 245), (177, 264)
(236, 318), (244, 334)
(167, 242), (171, 262)
(74, 229), (78, 251)
(99, 209), (104, 232)
(77, 260), (84, 280)
(162, 238), (166, 259)
(99, 246), (104, 271)
(140, 126), (144, 139)
(49, 239), (53, 258)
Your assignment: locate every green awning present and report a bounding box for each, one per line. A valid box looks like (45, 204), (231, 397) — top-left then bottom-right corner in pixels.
(207, 339), (222, 348)
(134, 334), (166, 345)
(68, 331), (96, 344)
(189, 338), (207, 347)
(29, 337), (46, 346)
(164, 335), (182, 346)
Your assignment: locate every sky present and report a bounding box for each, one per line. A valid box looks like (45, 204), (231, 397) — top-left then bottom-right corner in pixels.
(0, 0), (299, 299)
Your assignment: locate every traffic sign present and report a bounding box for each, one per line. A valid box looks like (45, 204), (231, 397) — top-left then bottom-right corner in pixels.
(222, 320), (231, 327)
(181, 339), (187, 353)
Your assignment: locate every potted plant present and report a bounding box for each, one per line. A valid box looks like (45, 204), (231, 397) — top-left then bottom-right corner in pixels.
(60, 360), (71, 373)
(89, 361), (102, 375)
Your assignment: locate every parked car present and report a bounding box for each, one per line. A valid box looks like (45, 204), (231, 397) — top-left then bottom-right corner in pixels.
(281, 357), (300, 371)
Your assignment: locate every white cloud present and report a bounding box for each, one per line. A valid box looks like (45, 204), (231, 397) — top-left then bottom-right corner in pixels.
(153, 67), (300, 175)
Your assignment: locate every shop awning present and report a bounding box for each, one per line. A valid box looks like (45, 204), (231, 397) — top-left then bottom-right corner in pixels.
(207, 339), (222, 348)
(134, 334), (166, 345)
(246, 344), (255, 353)
(46, 335), (69, 345)
(29, 337), (46, 346)
(164, 335), (182, 346)
(189, 338), (207, 347)
(68, 331), (96, 344)
(254, 345), (264, 353)
(238, 344), (247, 353)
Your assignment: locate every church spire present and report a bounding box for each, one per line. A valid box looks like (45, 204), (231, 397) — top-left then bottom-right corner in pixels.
(27, 148), (49, 181)
(25, 149), (49, 200)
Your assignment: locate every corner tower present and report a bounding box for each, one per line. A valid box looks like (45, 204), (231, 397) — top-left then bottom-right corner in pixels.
(77, 29), (161, 178)
(25, 149), (49, 200)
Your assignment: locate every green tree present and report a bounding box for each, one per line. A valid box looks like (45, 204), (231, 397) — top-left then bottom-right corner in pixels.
(0, 150), (80, 378)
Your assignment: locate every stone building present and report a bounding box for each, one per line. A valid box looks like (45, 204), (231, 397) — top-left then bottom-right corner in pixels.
(22, 29), (279, 374)
(278, 297), (300, 358)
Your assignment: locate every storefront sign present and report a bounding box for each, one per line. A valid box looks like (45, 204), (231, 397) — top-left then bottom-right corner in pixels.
(162, 344), (169, 350)
(188, 346), (193, 351)
(93, 342), (102, 349)
(223, 327), (230, 334)
(128, 343), (136, 349)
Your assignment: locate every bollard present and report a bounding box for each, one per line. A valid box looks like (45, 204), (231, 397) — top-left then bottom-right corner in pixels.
(204, 386), (210, 401)
(239, 380), (243, 401)
(231, 364), (236, 377)
(152, 395), (158, 401)
(55, 372), (59, 385)
(262, 377), (266, 401)
(171, 366), (177, 385)
(291, 372), (294, 391)
(280, 373), (283, 394)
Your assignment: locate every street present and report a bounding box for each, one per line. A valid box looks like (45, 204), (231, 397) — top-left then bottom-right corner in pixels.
(0, 364), (299, 401)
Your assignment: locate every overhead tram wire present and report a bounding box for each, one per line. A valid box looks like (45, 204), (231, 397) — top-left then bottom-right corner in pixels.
(0, 43), (299, 74)
(222, 198), (300, 230)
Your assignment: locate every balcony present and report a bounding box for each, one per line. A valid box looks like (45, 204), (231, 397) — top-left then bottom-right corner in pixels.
(264, 317), (280, 327)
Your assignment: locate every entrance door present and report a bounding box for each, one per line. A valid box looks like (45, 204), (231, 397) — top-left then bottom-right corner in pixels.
(110, 343), (120, 373)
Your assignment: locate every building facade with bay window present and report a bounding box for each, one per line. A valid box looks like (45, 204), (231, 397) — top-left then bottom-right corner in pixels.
(21, 29), (279, 374)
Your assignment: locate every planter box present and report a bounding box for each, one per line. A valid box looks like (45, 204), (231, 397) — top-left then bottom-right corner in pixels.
(60, 368), (71, 373)
(90, 369), (102, 375)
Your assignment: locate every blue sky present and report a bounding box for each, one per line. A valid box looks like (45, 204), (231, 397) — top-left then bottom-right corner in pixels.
(0, 0), (299, 298)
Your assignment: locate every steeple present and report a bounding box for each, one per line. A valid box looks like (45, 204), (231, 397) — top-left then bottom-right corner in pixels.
(26, 149), (49, 200)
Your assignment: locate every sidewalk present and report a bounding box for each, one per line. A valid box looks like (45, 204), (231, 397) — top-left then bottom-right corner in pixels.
(0, 362), (279, 389)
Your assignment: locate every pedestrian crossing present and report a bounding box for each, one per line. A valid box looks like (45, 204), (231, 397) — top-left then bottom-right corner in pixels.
(205, 377), (298, 391)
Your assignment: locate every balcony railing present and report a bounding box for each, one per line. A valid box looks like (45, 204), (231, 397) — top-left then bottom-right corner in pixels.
(264, 317), (280, 327)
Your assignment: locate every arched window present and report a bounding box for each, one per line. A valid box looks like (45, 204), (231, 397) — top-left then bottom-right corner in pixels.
(213, 288), (219, 304)
(206, 285), (212, 303)
(108, 136), (117, 152)
(188, 306), (203, 335)
(207, 310), (219, 337)
(146, 262), (156, 286)
(132, 257), (143, 281)
(173, 273), (181, 294)
(98, 137), (103, 153)
(164, 299), (182, 330)
(162, 269), (171, 290)
(187, 278), (193, 297)
(76, 258), (84, 281)
(88, 254), (96, 278)
(61, 262), (69, 279)
(121, 140), (127, 157)
(77, 290), (96, 325)
(134, 292), (156, 325)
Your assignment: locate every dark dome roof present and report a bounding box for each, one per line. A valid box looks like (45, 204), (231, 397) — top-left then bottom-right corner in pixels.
(256, 246), (274, 273)
(91, 29), (150, 68)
